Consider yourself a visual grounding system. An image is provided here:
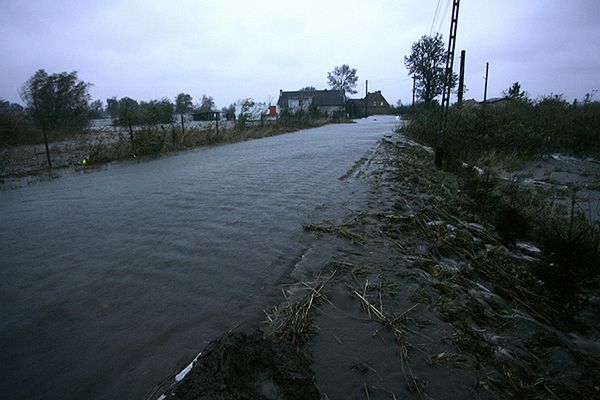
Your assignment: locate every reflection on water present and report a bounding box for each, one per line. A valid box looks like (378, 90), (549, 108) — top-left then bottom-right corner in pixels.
(0, 117), (398, 400)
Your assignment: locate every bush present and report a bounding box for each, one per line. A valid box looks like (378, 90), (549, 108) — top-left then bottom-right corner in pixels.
(0, 100), (40, 145)
(533, 198), (600, 304)
(133, 127), (166, 155)
(401, 97), (600, 168)
(461, 168), (600, 305)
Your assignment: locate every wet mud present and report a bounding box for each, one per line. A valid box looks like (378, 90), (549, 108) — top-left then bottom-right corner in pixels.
(161, 332), (319, 400)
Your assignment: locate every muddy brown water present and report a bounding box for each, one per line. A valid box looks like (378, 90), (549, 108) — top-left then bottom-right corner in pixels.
(0, 117), (400, 400)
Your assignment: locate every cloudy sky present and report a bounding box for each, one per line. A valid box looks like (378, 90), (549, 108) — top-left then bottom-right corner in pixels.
(1, 0), (599, 108)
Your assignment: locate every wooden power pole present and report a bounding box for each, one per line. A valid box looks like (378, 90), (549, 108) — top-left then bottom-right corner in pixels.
(436, 0), (461, 168)
(457, 50), (466, 104)
(365, 80), (368, 117)
(484, 62), (489, 102)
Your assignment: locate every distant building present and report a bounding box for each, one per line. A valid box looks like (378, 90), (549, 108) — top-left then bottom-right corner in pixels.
(462, 97), (511, 109)
(462, 99), (481, 109)
(481, 97), (511, 107)
(365, 91), (391, 114)
(192, 111), (220, 121)
(346, 90), (391, 117)
(277, 89), (346, 118)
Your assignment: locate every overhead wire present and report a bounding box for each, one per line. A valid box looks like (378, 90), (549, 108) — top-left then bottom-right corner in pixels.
(436, 0), (452, 34)
(429, 0), (442, 36)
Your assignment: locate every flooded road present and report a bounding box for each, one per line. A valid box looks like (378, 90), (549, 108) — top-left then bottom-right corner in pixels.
(0, 116), (398, 400)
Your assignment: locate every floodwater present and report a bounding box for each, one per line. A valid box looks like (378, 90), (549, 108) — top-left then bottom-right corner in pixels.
(0, 116), (398, 400)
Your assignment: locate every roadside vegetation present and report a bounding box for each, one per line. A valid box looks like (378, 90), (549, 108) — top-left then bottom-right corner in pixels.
(398, 88), (600, 315)
(400, 33), (600, 315)
(403, 90), (600, 169)
(85, 113), (334, 165)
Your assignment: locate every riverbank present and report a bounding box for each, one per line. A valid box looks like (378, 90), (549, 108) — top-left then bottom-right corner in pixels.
(152, 131), (600, 399)
(0, 118), (337, 186)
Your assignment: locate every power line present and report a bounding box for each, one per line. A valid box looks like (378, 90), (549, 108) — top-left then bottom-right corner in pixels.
(436, 0), (452, 34)
(429, 0), (442, 36)
(374, 77), (413, 84)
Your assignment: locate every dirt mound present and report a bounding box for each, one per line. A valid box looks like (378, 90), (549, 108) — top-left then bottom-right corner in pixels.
(166, 332), (319, 400)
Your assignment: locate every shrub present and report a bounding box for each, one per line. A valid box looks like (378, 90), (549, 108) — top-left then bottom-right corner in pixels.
(133, 127), (166, 155)
(401, 97), (600, 167)
(533, 197), (600, 304)
(0, 100), (40, 145)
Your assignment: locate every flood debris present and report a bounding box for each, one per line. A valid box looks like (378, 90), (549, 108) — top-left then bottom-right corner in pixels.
(265, 270), (336, 345)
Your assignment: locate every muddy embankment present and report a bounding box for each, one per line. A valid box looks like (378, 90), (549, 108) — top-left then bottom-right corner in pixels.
(150, 133), (600, 400)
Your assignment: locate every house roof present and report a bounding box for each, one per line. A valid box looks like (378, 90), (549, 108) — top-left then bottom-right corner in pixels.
(462, 99), (481, 108)
(347, 91), (390, 107)
(365, 91), (390, 107)
(482, 97), (508, 104)
(277, 89), (345, 108)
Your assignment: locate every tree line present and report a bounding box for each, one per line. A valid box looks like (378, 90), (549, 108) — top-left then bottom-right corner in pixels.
(0, 68), (235, 148)
(2, 63), (363, 168)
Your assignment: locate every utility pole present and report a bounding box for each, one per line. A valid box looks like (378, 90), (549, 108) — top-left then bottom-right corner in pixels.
(484, 62), (489, 102)
(436, 0), (461, 168)
(457, 50), (466, 104)
(412, 76), (416, 106)
(365, 80), (368, 117)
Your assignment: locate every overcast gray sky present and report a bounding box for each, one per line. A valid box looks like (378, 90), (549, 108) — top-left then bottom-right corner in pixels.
(1, 0), (599, 108)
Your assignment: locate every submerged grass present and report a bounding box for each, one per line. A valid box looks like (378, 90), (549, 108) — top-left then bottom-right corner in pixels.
(86, 118), (333, 165)
(1, 118), (340, 179)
